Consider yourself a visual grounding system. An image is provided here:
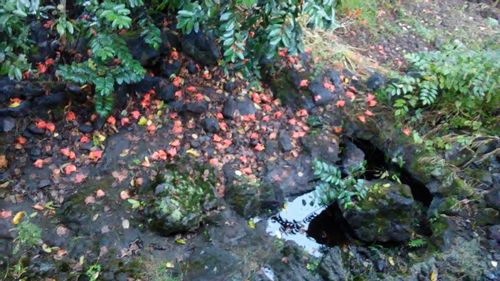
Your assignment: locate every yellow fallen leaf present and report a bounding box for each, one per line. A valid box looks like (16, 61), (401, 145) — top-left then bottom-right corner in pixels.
(12, 211), (25, 225)
(165, 261), (175, 269)
(388, 256), (395, 266)
(175, 238), (186, 245)
(186, 149), (200, 157)
(138, 116), (148, 126)
(247, 219), (256, 229)
(0, 155), (7, 169)
(430, 270), (438, 281)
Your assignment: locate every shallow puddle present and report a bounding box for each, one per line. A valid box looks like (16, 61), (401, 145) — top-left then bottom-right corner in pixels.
(265, 191), (326, 257)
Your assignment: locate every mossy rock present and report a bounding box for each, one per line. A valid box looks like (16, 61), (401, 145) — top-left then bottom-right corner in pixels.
(342, 179), (423, 243)
(145, 169), (217, 235)
(225, 179), (283, 219)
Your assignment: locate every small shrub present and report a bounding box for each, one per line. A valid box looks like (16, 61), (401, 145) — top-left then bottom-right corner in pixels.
(383, 42), (499, 123)
(313, 159), (368, 209)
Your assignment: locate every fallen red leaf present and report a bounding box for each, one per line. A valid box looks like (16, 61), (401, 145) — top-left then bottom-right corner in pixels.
(254, 143), (265, 152)
(299, 79), (309, 88)
(357, 115), (366, 123)
(131, 111), (141, 120)
(209, 158), (219, 166)
(35, 120), (47, 129)
(170, 139), (181, 147)
(0, 210), (12, 219)
(274, 111), (283, 119)
(17, 136), (27, 145)
(147, 124), (156, 134)
(402, 127), (412, 136)
(46, 122), (56, 133)
(167, 147), (177, 157)
(213, 134), (222, 142)
(365, 110), (374, 117)
(66, 111), (76, 122)
(89, 150), (103, 161)
(252, 93), (261, 104)
(80, 135), (90, 143)
(120, 117), (130, 126)
(34, 159), (44, 168)
(37, 63), (47, 74)
(107, 116), (116, 126)
(323, 81), (335, 92)
(186, 86), (197, 93)
(345, 91), (356, 101)
(74, 173), (87, 183)
(96, 189), (106, 198)
(336, 100), (346, 108)
(64, 164), (77, 175)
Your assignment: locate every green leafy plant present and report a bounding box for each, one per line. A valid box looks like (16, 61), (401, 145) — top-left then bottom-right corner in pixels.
(313, 159), (368, 209)
(383, 42), (499, 123)
(57, 1), (146, 116)
(13, 217), (42, 254)
(408, 238), (427, 248)
(0, 0), (41, 80)
(86, 263), (102, 281)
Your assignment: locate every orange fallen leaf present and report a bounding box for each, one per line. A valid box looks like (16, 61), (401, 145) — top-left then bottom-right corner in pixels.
(357, 115), (366, 123)
(147, 124), (156, 134)
(167, 147), (177, 157)
(170, 139), (181, 147)
(32, 203), (44, 211)
(107, 116), (116, 126)
(121, 117), (130, 126)
(89, 150), (103, 161)
(36, 120), (47, 129)
(209, 158), (219, 166)
(255, 143), (265, 152)
(46, 122), (56, 133)
(34, 159), (44, 168)
(296, 109), (308, 117)
(74, 173), (86, 183)
(365, 110), (374, 117)
(345, 91), (356, 101)
(64, 164), (77, 175)
(131, 111), (141, 119)
(66, 111), (76, 122)
(0, 210), (12, 219)
(120, 190), (130, 200)
(402, 127), (412, 136)
(84, 196), (95, 205)
(213, 134), (222, 142)
(96, 189), (105, 198)
(334, 126), (343, 134)
(17, 136), (27, 145)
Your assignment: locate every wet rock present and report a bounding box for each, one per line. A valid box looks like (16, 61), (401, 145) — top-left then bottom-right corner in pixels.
(145, 170), (217, 235)
(278, 130), (293, 152)
(182, 246), (242, 281)
(0, 101), (32, 117)
(27, 124), (45, 135)
(33, 92), (67, 109)
(161, 60), (182, 77)
(318, 247), (348, 281)
(0, 117), (15, 132)
(187, 60), (198, 74)
(485, 186), (500, 211)
(308, 80), (336, 106)
(79, 123), (94, 134)
(444, 144), (474, 167)
(342, 179), (421, 243)
(127, 36), (161, 67)
(169, 101), (186, 112)
(264, 156), (314, 196)
(186, 101), (208, 114)
(181, 31), (220, 66)
(224, 81), (237, 93)
(301, 134), (339, 164)
(225, 180), (283, 218)
(341, 141), (365, 174)
(134, 76), (163, 93)
(366, 72), (386, 91)
(222, 97), (256, 119)
(201, 117), (219, 133)
(156, 83), (175, 102)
